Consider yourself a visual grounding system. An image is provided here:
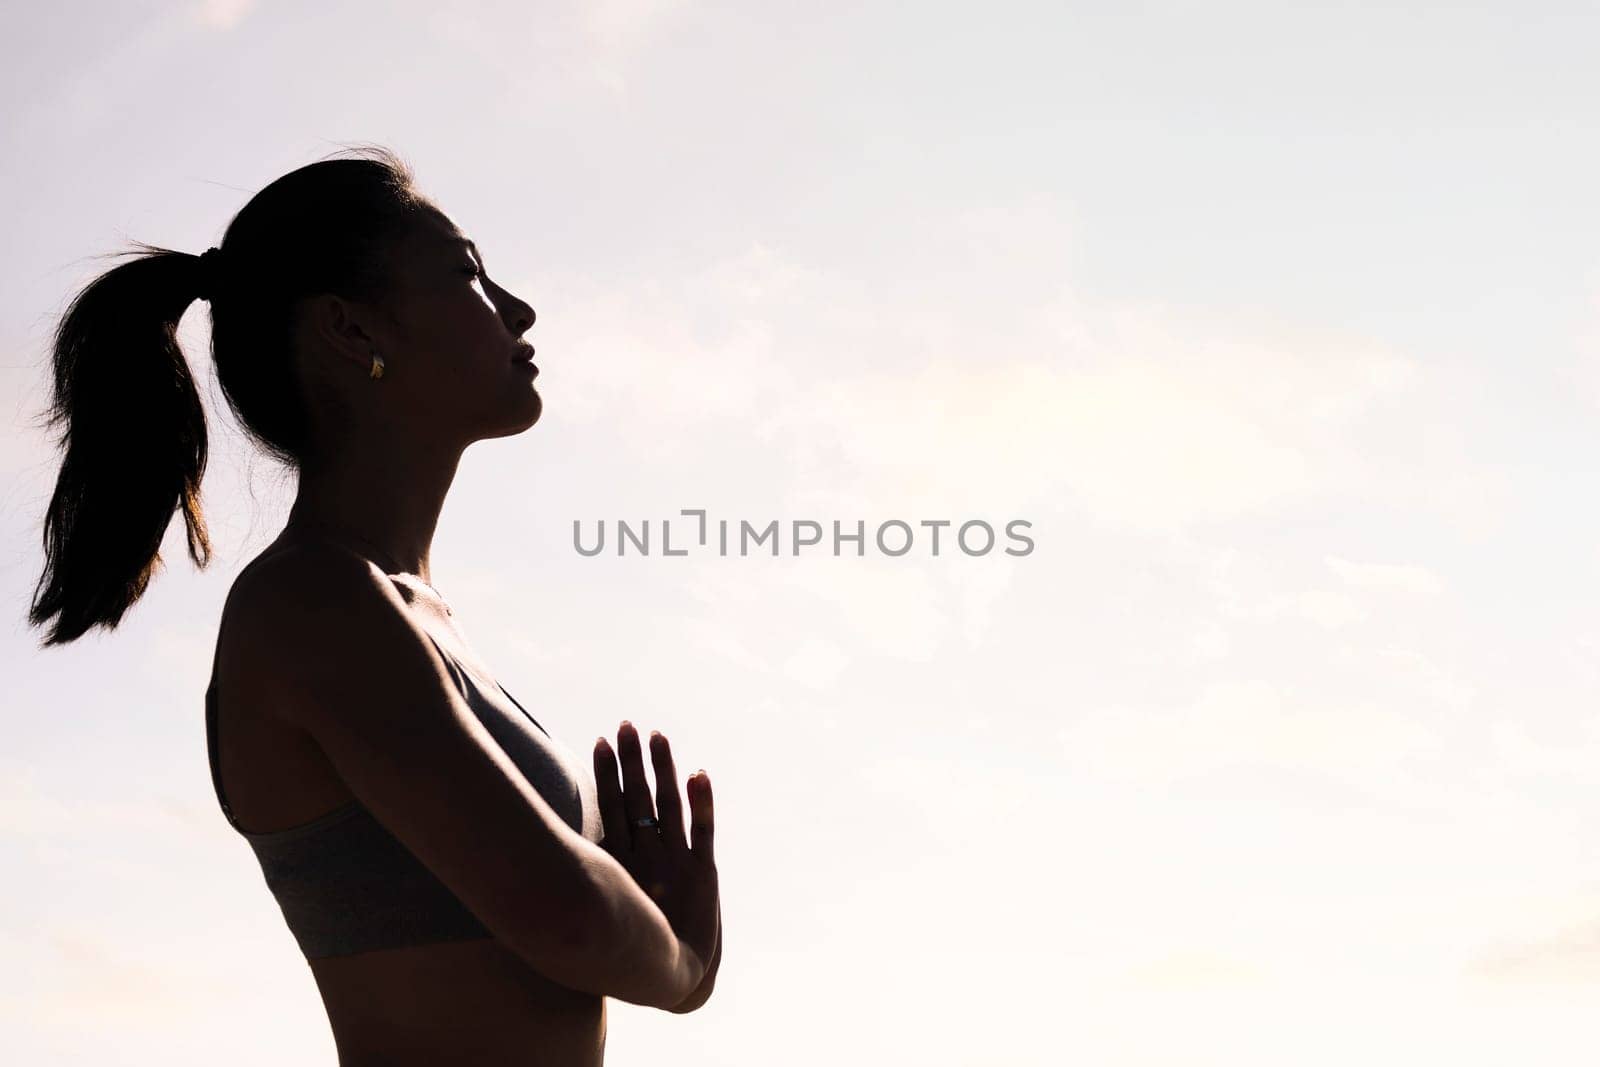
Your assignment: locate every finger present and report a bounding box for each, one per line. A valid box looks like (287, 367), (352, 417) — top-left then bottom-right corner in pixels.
(649, 731), (688, 851)
(616, 721), (660, 842)
(687, 768), (714, 864)
(592, 736), (628, 848)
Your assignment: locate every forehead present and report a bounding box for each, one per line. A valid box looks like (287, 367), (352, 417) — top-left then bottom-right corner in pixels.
(407, 207), (476, 257)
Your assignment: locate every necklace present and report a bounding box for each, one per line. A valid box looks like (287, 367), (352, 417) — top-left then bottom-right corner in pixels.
(281, 518), (453, 615)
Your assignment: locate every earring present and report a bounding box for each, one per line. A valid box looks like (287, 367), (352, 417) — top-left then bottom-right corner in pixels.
(369, 352), (385, 380)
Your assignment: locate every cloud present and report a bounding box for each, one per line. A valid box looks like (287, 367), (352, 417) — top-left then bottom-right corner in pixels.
(1325, 556), (1445, 594)
(580, 0), (691, 95)
(1472, 915), (1600, 984)
(781, 636), (850, 689)
(1120, 950), (1273, 990)
(423, 0), (692, 99)
(192, 0), (256, 31)
(0, 768), (204, 839)
(1296, 588), (1366, 628)
(540, 214), (1497, 540)
(1055, 676), (1445, 789)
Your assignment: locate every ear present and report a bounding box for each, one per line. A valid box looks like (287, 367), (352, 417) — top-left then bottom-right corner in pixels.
(303, 292), (388, 375)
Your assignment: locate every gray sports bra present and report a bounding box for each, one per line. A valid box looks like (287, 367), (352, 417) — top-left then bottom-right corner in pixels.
(204, 552), (602, 960)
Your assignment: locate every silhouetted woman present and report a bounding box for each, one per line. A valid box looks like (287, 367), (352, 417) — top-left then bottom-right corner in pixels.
(27, 144), (722, 1066)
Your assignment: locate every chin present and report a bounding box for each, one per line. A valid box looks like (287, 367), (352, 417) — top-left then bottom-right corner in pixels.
(491, 392), (542, 437)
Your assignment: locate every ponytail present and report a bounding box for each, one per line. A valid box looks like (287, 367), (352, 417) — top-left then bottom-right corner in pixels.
(28, 244), (214, 647)
(27, 143), (423, 647)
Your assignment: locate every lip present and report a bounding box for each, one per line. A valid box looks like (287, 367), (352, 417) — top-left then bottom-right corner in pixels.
(511, 343), (535, 363)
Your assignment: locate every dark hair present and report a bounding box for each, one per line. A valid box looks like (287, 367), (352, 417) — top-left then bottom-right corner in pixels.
(27, 142), (429, 647)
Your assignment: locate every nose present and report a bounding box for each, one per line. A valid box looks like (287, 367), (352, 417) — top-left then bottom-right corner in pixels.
(491, 280), (535, 336)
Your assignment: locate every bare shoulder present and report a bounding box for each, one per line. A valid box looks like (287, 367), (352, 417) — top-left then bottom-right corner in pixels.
(227, 537), (390, 611)
(220, 539), (452, 733)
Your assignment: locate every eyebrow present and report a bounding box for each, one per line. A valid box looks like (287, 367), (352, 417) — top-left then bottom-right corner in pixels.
(453, 236), (483, 265)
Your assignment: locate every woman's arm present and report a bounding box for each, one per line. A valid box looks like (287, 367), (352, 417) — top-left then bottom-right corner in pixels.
(666, 899), (721, 1013)
(232, 543), (704, 1009)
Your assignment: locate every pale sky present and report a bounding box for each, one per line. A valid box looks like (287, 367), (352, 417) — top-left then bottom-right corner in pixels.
(5, 2), (1600, 1064)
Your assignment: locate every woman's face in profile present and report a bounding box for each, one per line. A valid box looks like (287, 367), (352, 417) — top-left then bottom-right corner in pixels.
(376, 205), (540, 439)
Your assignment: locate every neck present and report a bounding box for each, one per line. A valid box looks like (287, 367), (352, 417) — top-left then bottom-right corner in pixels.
(283, 435), (465, 584)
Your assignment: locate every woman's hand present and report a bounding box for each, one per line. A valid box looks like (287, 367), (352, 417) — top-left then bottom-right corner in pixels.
(666, 896), (721, 1013)
(593, 721), (719, 1002)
